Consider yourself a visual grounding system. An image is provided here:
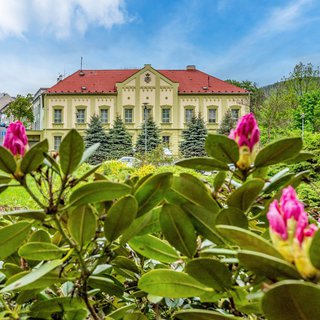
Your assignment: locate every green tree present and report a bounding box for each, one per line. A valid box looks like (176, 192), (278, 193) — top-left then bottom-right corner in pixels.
(84, 115), (109, 164)
(108, 116), (133, 159)
(217, 109), (235, 135)
(225, 79), (265, 113)
(293, 90), (320, 132)
(5, 94), (34, 125)
(135, 117), (161, 153)
(180, 113), (207, 157)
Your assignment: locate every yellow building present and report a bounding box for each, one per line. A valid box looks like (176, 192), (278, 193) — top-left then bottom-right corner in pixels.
(37, 64), (250, 154)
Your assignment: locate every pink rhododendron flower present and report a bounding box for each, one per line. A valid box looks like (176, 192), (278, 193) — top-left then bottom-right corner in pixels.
(267, 200), (287, 240)
(3, 121), (28, 156)
(229, 113), (260, 170)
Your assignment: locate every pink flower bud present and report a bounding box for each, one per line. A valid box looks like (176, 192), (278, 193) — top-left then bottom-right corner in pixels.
(3, 121), (28, 156)
(280, 186), (305, 221)
(267, 200), (288, 240)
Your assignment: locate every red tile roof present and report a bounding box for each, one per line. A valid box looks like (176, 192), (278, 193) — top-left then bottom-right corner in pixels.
(46, 68), (248, 94)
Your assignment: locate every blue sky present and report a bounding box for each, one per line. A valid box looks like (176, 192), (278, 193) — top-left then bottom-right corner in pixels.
(1, 0), (320, 96)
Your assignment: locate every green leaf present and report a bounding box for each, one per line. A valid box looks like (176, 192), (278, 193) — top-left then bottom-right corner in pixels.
(262, 281), (320, 320)
(123, 312), (148, 320)
(76, 163), (101, 184)
(138, 269), (213, 298)
(105, 195), (138, 242)
(19, 242), (64, 260)
(68, 181), (131, 207)
(254, 137), (303, 168)
(284, 152), (314, 164)
(205, 134), (239, 164)
(0, 222), (32, 259)
(262, 169), (294, 194)
(129, 235), (179, 263)
(30, 229), (51, 243)
(20, 139), (48, 174)
(80, 142), (100, 165)
(0, 209), (46, 221)
(0, 146), (16, 174)
(107, 304), (136, 320)
(238, 250), (301, 280)
(111, 256), (139, 274)
(174, 309), (239, 319)
(182, 203), (225, 244)
(0, 174), (12, 184)
(1, 259), (62, 292)
(68, 205), (97, 248)
(29, 297), (86, 318)
(216, 225), (282, 258)
(213, 171), (227, 192)
(88, 275), (124, 298)
(216, 208), (248, 229)
(176, 157), (229, 171)
(160, 203), (197, 258)
(135, 172), (173, 217)
(65, 309), (89, 320)
(227, 178), (264, 212)
(168, 173), (220, 213)
(309, 229), (320, 269)
(186, 258), (232, 291)
(59, 129), (84, 175)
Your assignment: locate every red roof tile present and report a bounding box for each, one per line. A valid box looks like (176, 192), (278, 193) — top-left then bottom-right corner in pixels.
(46, 68), (248, 94)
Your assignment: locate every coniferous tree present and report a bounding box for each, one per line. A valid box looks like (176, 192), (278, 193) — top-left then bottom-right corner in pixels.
(84, 115), (109, 164)
(108, 116), (133, 159)
(135, 117), (161, 153)
(218, 109), (236, 135)
(179, 113), (207, 158)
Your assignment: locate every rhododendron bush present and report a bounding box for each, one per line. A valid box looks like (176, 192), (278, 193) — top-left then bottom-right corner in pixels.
(0, 117), (319, 319)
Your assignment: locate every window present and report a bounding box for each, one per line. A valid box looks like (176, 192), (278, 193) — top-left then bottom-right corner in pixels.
(54, 109), (62, 123)
(77, 109), (85, 124)
(162, 108), (170, 123)
(231, 109), (239, 122)
(162, 136), (170, 145)
(185, 109), (194, 123)
(208, 108), (217, 123)
(143, 108), (152, 121)
(124, 108), (133, 123)
(100, 109), (108, 123)
(54, 136), (62, 150)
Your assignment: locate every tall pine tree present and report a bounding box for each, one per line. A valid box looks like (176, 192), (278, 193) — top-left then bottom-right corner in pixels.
(135, 117), (161, 153)
(84, 115), (109, 164)
(218, 109), (236, 135)
(108, 116), (133, 159)
(180, 113), (207, 158)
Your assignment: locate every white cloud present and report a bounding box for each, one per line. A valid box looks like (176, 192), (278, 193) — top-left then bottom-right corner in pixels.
(0, 0), (129, 40)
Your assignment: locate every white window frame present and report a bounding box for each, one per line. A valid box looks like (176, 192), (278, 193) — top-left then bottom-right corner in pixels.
(185, 108), (194, 123)
(124, 108), (133, 123)
(208, 108), (217, 123)
(76, 109), (85, 124)
(162, 108), (170, 123)
(100, 109), (108, 123)
(54, 136), (62, 150)
(53, 109), (62, 124)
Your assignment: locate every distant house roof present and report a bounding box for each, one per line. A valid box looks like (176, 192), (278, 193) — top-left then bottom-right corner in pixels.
(46, 67), (248, 94)
(0, 93), (15, 112)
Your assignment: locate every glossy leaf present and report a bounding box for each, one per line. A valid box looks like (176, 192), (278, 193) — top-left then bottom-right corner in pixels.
(227, 179), (264, 212)
(30, 229), (51, 243)
(0, 146), (16, 174)
(174, 309), (239, 319)
(19, 242), (64, 260)
(111, 256), (139, 274)
(213, 171), (227, 192)
(0, 209), (46, 221)
(0, 222), (32, 259)
(68, 181), (131, 207)
(309, 229), (320, 269)
(182, 203), (225, 244)
(80, 142), (100, 165)
(76, 163), (101, 184)
(134, 172), (173, 217)
(65, 309), (89, 320)
(284, 152), (314, 164)
(20, 139), (48, 174)
(1, 259), (62, 292)
(254, 137), (302, 168)
(129, 235), (179, 263)
(186, 258), (232, 291)
(59, 129), (84, 175)
(29, 297), (86, 318)
(262, 280), (320, 320)
(216, 208), (248, 229)
(0, 174), (12, 184)
(105, 195), (138, 242)
(107, 304), (136, 320)
(68, 205), (97, 248)
(216, 225), (282, 258)
(205, 134), (239, 164)
(176, 157), (229, 171)
(138, 269), (213, 298)
(160, 203), (197, 258)
(88, 275), (124, 298)
(123, 312), (148, 320)
(238, 250), (301, 280)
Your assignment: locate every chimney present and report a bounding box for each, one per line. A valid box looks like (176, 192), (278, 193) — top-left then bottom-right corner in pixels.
(57, 74), (63, 82)
(186, 65), (196, 70)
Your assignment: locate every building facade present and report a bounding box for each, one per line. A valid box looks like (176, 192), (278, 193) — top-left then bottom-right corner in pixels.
(36, 64), (250, 154)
